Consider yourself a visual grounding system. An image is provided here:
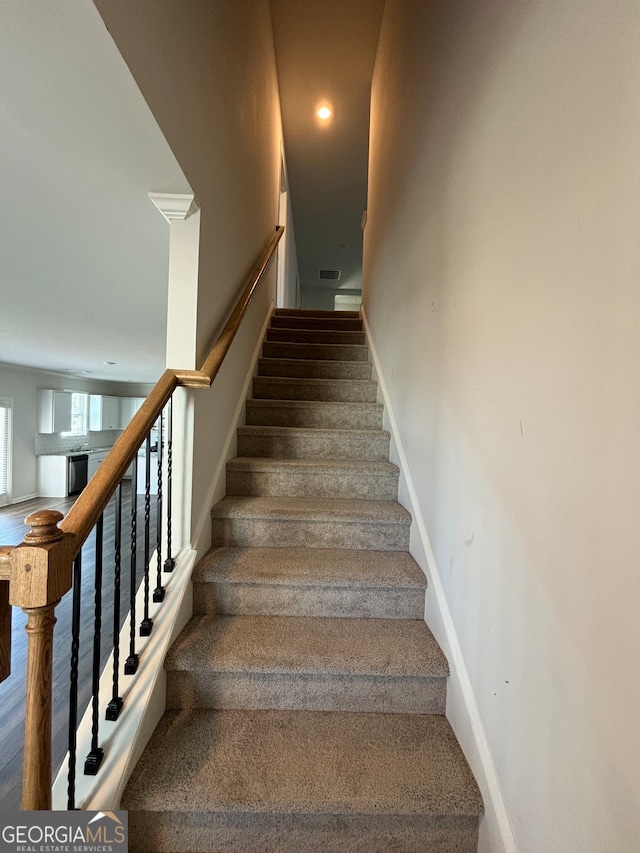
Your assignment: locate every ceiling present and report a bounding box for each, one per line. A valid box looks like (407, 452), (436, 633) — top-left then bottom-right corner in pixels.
(0, 1), (190, 383)
(270, 0), (384, 294)
(0, 1), (382, 383)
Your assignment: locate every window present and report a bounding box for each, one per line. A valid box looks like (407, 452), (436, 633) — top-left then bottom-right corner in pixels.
(62, 393), (88, 437)
(0, 398), (12, 507)
(334, 293), (362, 311)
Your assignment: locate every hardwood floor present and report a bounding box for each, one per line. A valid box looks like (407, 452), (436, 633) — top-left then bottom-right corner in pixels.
(0, 485), (158, 809)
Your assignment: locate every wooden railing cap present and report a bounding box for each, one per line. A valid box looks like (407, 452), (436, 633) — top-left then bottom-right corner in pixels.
(23, 510), (64, 546)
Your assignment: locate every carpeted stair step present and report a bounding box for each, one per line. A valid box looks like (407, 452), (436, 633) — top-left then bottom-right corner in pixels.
(266, 327), (366, 345)
(252, 375), (378, 403)
(237, 425), (391, 460)
(226, 457), (399, 500)
(246, 399), (383, 429)
(192, 546), (426, 618)
(275, 307), (360, 318)
(263, 340), (370, 361)
(165, 614), (448, 713)
(211, 496), (411, 550)
(270, 315), (363, 331)
(123, 709), (483, 853)
(257, 356), (373, 380)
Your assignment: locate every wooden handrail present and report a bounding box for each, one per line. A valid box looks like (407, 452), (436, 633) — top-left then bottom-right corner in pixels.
(59, 225), (284, 555)
(199, 226), (285, 383)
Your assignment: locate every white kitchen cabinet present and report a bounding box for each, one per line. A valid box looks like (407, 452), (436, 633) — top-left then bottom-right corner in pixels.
(119, 397), (144, 430)
(88, 450), (109, 481)
(38, 390), (73, 434)
(89, 395), (121, 431)
(37, 455), (68, 497)
(89, 449), (135, 482)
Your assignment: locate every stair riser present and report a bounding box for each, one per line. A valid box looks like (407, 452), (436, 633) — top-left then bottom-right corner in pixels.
(267, 328), (366, 345)
(192, 581), (425, 619)
(166, 672), (446, 715)
(237, 430), (391, 460)
(263, 341), (369, 361)
(258, 358), (373, 380)
(246, 402), (383, 430)
(275, 307), (360, 318)
(252, 377), (378, 403)
(226, 469), (398, 500)
(129, 812), (479, 853)
(211, 517), (410, 550)
(270, 316), (363, 331)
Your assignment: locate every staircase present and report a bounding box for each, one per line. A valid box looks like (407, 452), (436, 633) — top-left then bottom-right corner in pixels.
(122, 308), (483, 852)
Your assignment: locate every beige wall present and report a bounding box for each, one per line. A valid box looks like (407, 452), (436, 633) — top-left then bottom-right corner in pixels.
(364, 2), (640, 851)
(94, 0), (284, 550)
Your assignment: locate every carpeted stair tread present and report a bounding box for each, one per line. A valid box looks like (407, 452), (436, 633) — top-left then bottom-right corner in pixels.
(262, 340), (370, 361)
(193, 546), (426, 589)
(192, 547), (426, 619)
(211, 496), (410, 524)
(166, 615), (447, 678)
(225, 456), (398, 500)
(246, 399), (383, 429)
(236, 425), (391, 460)
(275, 307), (360, 318)
(226, 456), (397, 476)
(267, 327), (366, 345)
(270, 316), (363, 331)
(122, 709), (483, 817)
(257, 356), (373, 379)
(252, 375), (378, 402)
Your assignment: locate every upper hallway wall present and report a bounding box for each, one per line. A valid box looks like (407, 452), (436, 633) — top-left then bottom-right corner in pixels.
(364, 2), (640, 852)
(93, 0), (283, 365)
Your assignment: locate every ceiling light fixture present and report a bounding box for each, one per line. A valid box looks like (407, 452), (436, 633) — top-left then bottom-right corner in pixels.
(316, 104), (332, 121)
(104, 361), (116, 365)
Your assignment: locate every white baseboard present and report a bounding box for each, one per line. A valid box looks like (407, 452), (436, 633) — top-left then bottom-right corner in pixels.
(7, 493), (38, 505)
(361, 306), (519, 853)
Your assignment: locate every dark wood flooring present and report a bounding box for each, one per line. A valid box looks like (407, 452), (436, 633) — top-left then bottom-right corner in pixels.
(0, 485), (158, 809)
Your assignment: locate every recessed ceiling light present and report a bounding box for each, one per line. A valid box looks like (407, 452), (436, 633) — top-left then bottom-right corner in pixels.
(104, 361), (116, 365)
(317, 105), (332, 121)
(82, 370), (92, 374)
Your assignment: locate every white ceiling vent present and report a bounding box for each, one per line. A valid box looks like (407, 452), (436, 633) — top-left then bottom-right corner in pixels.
(319, 269), (342, 281)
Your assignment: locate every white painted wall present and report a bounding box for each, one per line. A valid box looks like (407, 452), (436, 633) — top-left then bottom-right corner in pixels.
(94, 1), (285, 551)
(364, 2), (640, 852)
(0, 362), (150, 506)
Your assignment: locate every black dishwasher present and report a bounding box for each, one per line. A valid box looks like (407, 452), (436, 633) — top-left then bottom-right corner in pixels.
(68, 454), (88, 496)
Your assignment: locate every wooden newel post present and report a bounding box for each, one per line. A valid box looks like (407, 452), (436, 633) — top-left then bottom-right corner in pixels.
(9, 509), (73, 811)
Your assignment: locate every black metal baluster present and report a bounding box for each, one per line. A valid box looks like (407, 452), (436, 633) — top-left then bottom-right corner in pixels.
(67, 551), (82, 809)
(106, 484), (123, 720)
(125, 453), (139, 674)
(164, 395), (175, 573)
(140, 433), (153, 636)
(84, 516), (104, 774)
(153, 410), (164, 603)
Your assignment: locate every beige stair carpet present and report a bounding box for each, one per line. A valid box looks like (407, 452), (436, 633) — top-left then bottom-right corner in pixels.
(122, 308), (483, 853)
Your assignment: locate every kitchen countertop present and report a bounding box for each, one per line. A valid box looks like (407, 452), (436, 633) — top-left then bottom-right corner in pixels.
(37, 447), (113, 457)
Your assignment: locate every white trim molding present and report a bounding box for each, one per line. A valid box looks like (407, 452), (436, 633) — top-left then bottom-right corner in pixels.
(361, 305), (519, 853)
(148, 192), (200, 222)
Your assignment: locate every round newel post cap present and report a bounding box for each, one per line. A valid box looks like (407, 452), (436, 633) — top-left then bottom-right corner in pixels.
(23, 510), (64, 545)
